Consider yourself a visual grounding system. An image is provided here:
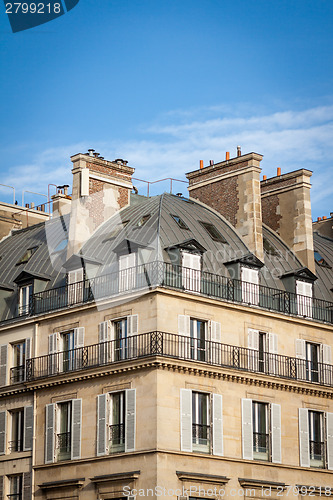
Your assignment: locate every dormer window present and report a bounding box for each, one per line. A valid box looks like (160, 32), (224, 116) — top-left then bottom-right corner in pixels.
(241, 267), (259, 305)
(296, 280), (313, 318)
(119, 253), (136, 292)
(199, 221), (227, 243)
(67, 268), (84, 305)
(314, 250), (331, 268)
(171, 215), (189, 230)
(182, 251), (201, 293)
(136, 214), (150, 228)
(18, 284), (33, 316)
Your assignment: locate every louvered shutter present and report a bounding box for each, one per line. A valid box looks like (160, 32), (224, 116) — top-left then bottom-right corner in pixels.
(97, 394), (107, 456)
(248, 329), (259, 371)
(23, 472), (32, 500)
(45, 404), (55, 464)
(299, 408), (310, 467)
(71, 399), (82, 460)
(25, 338), (32, 359)
(128, 314), (139, 358)
(0, 345), (7, 386)
(127, 315), (138, 336)
(74, 327), (84, 348)
(23, 406), (33, 451)
(125, 389), (136, 452)
(242, 398), (253, 460)
(119, 253), (136, 292)
(271, 403), (281, 463)
(296, 280), (313, 318)
(295, 339), (306, 381)
(209, 321), (221, 364)
(327, 412), (333, 471)
(0, 476), (3, 500)
(99, 321), (110, 364)
(48, 333), (58, 375)
(242, 268), (259, 305)
(178, 315), (191, 359)
(267, 333), (278, 375)
(180, 388), (192, 452)
(212, 393), (223, 456)
(321, 344), (332, 385)
(0, 411), (6, 455)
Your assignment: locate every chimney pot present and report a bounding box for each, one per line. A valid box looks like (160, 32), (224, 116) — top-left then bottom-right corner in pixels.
(93, 152), (99, 158)
(317, 217), (322, 221)
(88, 149), (95, 157)
(237, 146), (241, 157)
(25, 203), (29, 208)
(263, 175), (267, 181)
(209, 160), (214, 166)
(323, 216), (327, 220)
(226, 152), (230, 161)
(277, 167), (281, 176)
(200, 160), (204, 169)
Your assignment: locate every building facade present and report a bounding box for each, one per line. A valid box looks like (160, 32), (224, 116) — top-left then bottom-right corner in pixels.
(0, 149), (332, 499)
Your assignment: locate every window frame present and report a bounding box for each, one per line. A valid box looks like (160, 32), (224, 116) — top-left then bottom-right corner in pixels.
(18, 283), (33, 316)
(192, 391), (211, 453)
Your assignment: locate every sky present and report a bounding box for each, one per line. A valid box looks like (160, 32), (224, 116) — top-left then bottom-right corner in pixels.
(0, 0), (332, 218)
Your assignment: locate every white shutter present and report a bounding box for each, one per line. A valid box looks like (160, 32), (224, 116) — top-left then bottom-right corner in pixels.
(48, 333), (58, 353)
(125, 389), (136, 452)
(23, 406), (33, 451)
(119, 253), (136, 292)
(210, 321), (221, 342)
(178, 315), (191, 359)
(45, 404), (55, 464)
(321, 344), (332, 364)
(299, 408), (310, 467)
(180, 389), (192, 452)
(212, 393), (223, 456)
(242, 268), (259, 305)
(97, 394), (108, 456)
(209, 321), (221, 364)
(326, 412), (333, 470)
(74, 327), (85, 348)
(248, 329), (259, 371)
(321, 344), (332, 385)
(127, 315), (138, 336)
(242, 398), (253, 460)
(267, 333), (278, 375)
(71, 399), (82, 460)
(0, 345), (7, 386)
(182, 252), (201, 292)
(295, 339), (306, 381)
(25, 338), (32, 359)
(99, 321), (110, 364)
(296, 280), (313, 318)
(271, 403), (281, 463)
(0, 411), (6, 455)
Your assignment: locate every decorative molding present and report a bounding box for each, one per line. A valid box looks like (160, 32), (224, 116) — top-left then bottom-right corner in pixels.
(238, 478), (286, 490)
(90, 471), (140, 484)
(38, 478), (85, 490)
(176, 471), (229, 485)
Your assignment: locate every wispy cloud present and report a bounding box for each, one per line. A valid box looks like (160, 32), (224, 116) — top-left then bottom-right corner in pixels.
(2, 104), (333, 216)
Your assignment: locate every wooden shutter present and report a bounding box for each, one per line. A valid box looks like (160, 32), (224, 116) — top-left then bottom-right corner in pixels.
(212, 393), (223, 456)
(268, 333), (278, 354)
(267, 333), (278, 375)
(321, 344), (332, 364)
(125, 389), (136, 452)
(210, 321), (221, 342)
(178, 315), (191, 359)
(127, 315), (138, 336)
(327, 412), (333, 471)
(295, 339), (306, 380)
(48, 333), (58, 353)
(25, 338), (32, 359)
(23, 472), (32, 500)
(98, 321), (110, 364)
(0, 345), (7, 387)
(97, 394), (108, 456)
(45, 403), (55, 464)
(248, 329), (259, 371)
(0, 411), (6, 455)
(296, 280), (313, 317)
(299, 408), (310, 467)
(242, 398), (253, 460)
(71, 399), (82, 460)
(23, 406), (33, 451)
(74, 327), (85, 348)
(180, 388), (192, 452)
(321, 344), (332, 385)
(271, 403), (281, 463)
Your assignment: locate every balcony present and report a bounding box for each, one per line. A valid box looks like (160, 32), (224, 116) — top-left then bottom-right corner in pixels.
(10, 365), (25, 384)
(20, 332), (333, 388)
(253, 432), (269, 461)
(109, 423), (125, 453)
(56, 431), (71, 461)
(192, 423), (211, 453)
(310, 440), (325, 468)
(1, 262), (332, 325)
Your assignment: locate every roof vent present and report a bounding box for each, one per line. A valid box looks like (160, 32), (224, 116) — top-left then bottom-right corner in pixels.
(87, 149), (95, 157)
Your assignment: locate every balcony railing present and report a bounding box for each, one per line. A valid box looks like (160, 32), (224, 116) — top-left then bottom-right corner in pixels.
(24, 332), (333, 388)
(253, 432), (269, 452)
(57, 432), (71, 455)
(192, 423), (211, 444)
(10, 365), (25, 384)
(2, 261), (332, 325)
(310, 440), (325, 466)
(109, 423), (125, 445)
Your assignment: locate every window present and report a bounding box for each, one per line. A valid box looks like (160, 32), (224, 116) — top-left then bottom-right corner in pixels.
(182, 251), (201, 293)
(180, 389), (223, 456)
(52, 238), (68, 253)
(314, 250), (331, 268)
(242, 399), (281, 463)
(136, 214), (150, 227)
(18, 284), (33, 316)
(98, 316), (138, 364)
(252, 402), (269, 460)
(11, 339), (31, 383)
(97, 389), (136, 456)
(263, 237), (279, 256)
(9, 409), (24, 453)
(0, 406), (33, 456)
(190, 319), (207, 362)
(247, 329), (278, 374)
(8, 474), (23, 500)
(295, 340), (332, 384)
(299, 408), (333, 469)
(192, 392), (210, 453)
(45, 399), (82, 463)
(48, 328), (85, 375)
(119, 253), (136, 292)
(16, 247), (38, 265)
(171, 215), (189, 230)
(114, 318), (128, 361)
(241, 267), (259, 305)
(296, 280), (313, 318)
(67, 268), (84, 305)
(199, 221), (227, 243)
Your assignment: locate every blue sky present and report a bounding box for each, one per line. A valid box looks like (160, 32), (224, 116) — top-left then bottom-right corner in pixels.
(0, 0), (332, 218)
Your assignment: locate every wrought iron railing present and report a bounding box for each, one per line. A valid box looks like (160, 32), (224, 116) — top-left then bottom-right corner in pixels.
(109, 423), (125, 445)
(192, 423), (211, 444)
(253, 432), (269, 453)
(57, 432), (71, 454)
(310, 440), (325, 462)
(10, 365), (25, 384)
(2, 261), (332, 325)
(24, 332), (333, 388)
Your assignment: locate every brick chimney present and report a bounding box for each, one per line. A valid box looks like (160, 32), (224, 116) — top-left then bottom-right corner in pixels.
(261, 169), (315, 273)
(67, 151), (134, 256)
(186, 151), (264, 261)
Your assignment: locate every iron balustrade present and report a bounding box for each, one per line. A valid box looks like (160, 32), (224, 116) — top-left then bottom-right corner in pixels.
(253, 432), (269, 453)
(57, 432), (71, 454)
(10, 365), (25, 384)
(1, 261), (332, 324)
(192, 423), (211, 444)
(24, 332), (333, 388)
(109, 423), (125, 445)
(310, 440), (325, 462)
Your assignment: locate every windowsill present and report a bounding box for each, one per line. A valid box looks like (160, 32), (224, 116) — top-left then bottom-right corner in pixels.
(253, 452), (269, 461)
(109, 445), (125, 454)
(192, 444), (210, 454)
(0, 450), (31, 462)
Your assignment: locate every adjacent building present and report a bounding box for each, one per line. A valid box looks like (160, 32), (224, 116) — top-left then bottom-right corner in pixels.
(0, 149), (332, 499)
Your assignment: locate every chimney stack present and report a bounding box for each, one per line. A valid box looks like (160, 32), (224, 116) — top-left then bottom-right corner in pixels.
(186, 151), (264, 261)
(261, 169), (315, 273)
